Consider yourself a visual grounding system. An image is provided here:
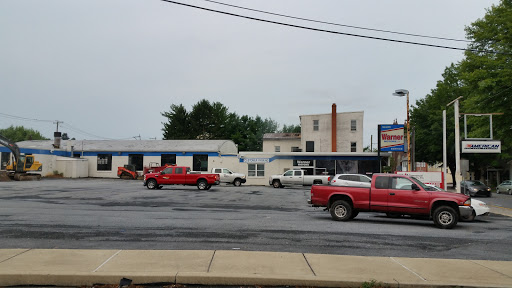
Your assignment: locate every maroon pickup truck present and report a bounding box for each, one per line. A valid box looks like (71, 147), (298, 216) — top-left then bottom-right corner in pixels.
(309, 173), (473, 229)
(144, 165), (220, 190)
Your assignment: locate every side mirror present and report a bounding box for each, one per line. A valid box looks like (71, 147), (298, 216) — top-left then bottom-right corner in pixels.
(411, 184), (421, 191)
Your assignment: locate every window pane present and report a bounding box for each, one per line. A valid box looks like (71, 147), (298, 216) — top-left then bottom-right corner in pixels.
(351, 142), (357, 152)
(351, 120), (357, 131)
(306, 141), (314, 152)
(128, 154), (143, 171)
(161, 154), (176, 166)
(97, 154), (112, 171)
(393, 178), (414, 190)
(375, 177), (388, 189)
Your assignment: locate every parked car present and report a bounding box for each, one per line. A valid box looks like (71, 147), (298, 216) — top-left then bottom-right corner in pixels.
(269, 169), (330, 188)
(309, 174), (473, 229)
(426, 184), (490, 221)
(496, 180), (512, 195)
(211, 168), (246, 186)
(460, 180), (491, 197)
(330, 174), (372, 188)
(144, 165), (220, 190)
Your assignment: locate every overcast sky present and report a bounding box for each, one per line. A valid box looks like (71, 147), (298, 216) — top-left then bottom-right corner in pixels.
(0, 0), (499, 148)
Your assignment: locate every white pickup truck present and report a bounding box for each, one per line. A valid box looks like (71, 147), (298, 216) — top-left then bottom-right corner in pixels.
(211, 168), (247, 186)
(269, 169), (331, 188)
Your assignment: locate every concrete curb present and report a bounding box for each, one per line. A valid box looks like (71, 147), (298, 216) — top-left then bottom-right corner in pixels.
(0, 249), (511, 288)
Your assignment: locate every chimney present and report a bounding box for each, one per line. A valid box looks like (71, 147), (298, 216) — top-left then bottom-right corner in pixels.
(332, 103), (337, 152)
(53, 132), (61, 149)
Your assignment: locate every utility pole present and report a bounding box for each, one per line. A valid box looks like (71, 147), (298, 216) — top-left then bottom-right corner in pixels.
(53, 121), (63, 132)
(447, 96), (463, 193)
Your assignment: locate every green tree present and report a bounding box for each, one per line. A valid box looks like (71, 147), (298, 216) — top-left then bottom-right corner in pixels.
(189, 99), (230, 139)
(411, 0), (511, 183)
(279, 124), (301, 133)
(458, 0), (512, 177)
(161, 104), (191, 140)
(0, 126), (49, 142)
(161, 99), (279, 151)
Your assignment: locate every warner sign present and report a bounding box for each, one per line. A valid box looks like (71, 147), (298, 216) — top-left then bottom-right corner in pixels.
(380, 124), (405, 152)
(462, 140), (502, 153)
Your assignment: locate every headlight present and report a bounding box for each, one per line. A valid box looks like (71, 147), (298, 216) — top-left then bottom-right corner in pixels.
(463, 199), (471, 206)
(487, 188), (491, 191)
(471, 187), (478, 192)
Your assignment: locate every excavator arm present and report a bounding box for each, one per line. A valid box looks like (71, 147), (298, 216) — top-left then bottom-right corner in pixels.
(0, 134), (22, 172)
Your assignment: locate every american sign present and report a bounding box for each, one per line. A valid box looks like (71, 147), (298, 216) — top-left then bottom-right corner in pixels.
(380, 124), (405, 152)
(462, 140), (501, 153)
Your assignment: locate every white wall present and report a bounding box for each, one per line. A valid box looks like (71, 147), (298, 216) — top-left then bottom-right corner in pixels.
(56, 157), (89, 178)
(262, 139), (301, 153)
(300, 111), (363, 152)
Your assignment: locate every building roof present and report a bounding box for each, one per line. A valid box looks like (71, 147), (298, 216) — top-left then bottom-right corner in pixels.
(263, 133), (301, 140)
(15, 139), (239, 155)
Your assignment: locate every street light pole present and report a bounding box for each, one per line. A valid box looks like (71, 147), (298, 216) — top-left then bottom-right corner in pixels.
(393, 89), (411, 171)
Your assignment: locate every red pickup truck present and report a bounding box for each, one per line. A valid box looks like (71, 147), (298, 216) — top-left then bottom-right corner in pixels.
(143, 165), (220, 190)
(309, 173), (473, 229)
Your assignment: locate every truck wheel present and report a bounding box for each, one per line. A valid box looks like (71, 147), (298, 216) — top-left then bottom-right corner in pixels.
(329, 200), (352, 221)
(146, 179), (157, 189)
(433, 206), (458, 229)
(272, 180), (282, 188)
(197, 179), (208, 190)
(233, 178), (242, 186)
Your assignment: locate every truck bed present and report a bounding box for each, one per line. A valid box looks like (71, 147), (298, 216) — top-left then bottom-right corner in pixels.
(311, 185), (371, 210)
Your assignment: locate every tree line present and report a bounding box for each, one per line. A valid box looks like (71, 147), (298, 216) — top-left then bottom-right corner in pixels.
(161, 99), (300, 151)
(0, 126), (48, 142)
(410, 0), (511, 184)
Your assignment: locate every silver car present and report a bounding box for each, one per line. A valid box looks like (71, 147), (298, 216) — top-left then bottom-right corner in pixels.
(497, 180), (512, 195)
(330, 174), (372, 188)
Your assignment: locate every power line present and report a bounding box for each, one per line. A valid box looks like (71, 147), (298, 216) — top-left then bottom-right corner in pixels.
(0, 112), (134, 140)
(201, 0), (472, 43)
(159, 0), (509, 55)
(0, 112), (54, 123)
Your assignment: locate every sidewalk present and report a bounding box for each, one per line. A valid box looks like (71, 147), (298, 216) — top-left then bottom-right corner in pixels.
(1, 249), (511, 288)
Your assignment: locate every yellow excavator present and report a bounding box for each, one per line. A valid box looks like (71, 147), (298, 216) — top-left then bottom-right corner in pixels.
(0, 134), (42, 180)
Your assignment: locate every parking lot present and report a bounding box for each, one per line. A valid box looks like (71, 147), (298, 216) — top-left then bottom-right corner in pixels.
(0, 178), (511, 261)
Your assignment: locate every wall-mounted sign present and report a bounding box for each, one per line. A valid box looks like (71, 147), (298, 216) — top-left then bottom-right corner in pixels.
(293, 160), (313, 166)
(462, 140), (501, 153)
(243, 158), (270, 163)
(380, 124), (405, 152)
